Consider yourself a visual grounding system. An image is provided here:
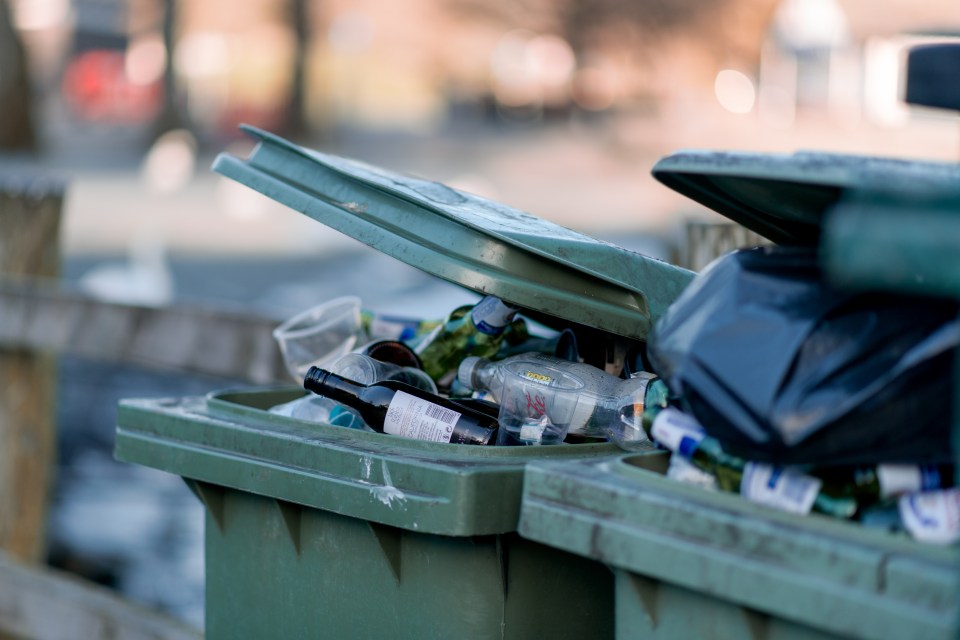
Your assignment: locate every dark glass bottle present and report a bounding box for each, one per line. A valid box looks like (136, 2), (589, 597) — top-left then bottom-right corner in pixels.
(304, 367), (498, 445)
(647, 408), (858, 518)
(682, 436), (859, 519)
(811, 463), (955, 502)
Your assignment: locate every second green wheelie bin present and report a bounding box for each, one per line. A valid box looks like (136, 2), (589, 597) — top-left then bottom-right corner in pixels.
(518, 150), (960, 640)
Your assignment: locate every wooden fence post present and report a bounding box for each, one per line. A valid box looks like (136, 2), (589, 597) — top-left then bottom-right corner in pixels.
(0, 177), (64, 563)
(681, 220), (770, 272)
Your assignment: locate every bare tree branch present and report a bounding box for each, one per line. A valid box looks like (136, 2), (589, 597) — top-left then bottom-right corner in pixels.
(0, 0), (37, 151)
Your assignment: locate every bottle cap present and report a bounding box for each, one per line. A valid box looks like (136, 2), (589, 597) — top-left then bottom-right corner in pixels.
(457, 356), (484, 389)
(471, 296), (518, 335)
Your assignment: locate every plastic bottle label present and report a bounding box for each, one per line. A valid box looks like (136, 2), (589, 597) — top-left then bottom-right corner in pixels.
(519, 419), (547, 444)
(650, 408), (705, 454)
(898, 489), (960, 545)
(741, 463), (822, 515)
(877, 464), (942, 498)
(471, 296), (517, 335)
(384, 390), (461, 443)
(520, 370), (554, 385)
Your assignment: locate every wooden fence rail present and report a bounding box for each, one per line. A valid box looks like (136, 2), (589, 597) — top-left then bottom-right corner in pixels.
(0, 276), (289, 385)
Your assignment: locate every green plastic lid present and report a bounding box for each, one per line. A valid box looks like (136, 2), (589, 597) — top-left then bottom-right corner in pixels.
(213, 126), (693, 341)
(652, 150), (960, 246)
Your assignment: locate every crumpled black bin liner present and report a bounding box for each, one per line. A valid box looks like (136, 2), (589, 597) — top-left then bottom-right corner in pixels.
(648, 246), (958, 466)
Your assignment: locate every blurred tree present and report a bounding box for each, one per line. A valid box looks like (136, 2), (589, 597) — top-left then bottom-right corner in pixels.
(0, 0), (37, 151)
(285, 0), (310, 138)
(559, 0), (780, 68)
(449, 0), (779, 94)
(152, 0), (187, 139)
(446, 0), (560, 35)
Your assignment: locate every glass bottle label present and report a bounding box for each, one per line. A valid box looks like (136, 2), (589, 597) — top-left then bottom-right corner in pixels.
(741, 463), (822, 515)
(472, 296), (517, 335)
(384, 390), (461, 443)
(898, 489), (960, 545)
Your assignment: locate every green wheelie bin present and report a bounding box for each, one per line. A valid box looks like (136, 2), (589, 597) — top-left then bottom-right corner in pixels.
(115, 126), (693, 639)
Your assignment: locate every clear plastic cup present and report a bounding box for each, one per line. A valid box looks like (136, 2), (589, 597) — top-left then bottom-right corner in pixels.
(273, 296), (363, 381)
(496, 360), (585, 446)
(330, 353), (438, 394)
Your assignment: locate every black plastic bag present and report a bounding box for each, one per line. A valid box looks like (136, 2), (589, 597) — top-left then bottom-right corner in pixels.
(648, 246), (958, 465)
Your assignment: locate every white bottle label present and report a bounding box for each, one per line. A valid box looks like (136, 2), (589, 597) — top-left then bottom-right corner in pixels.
(741, 463), (822, 515)
(898, 489), (960, 545)
(877, 464), (923, 498)
(471, 296), (517, 335)
(519, 421), (546, 444)
(383, 390), (460, 443)
(650, 408), (705, 454)
(877, 464), (943, 498)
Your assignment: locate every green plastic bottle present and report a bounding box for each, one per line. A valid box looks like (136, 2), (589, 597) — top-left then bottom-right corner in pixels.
(414, 296), (520, 386)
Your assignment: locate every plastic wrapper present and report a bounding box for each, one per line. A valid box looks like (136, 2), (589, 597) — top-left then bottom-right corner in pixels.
(648, 246), (959, 466)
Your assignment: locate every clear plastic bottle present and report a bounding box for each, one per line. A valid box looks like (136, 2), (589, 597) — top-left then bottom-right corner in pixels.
(458, 352), (658, 437)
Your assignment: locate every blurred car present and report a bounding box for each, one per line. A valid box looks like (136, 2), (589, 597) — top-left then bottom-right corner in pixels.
(62, 48), (162, 124)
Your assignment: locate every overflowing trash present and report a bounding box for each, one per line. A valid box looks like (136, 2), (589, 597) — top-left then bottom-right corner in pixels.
(271, 293), (660, 447)
(639, 405), (959, 544)
(648, 245), (959, 467)
(641, 246), (960, 545)
(228, 122), (960, 548)
(267, 245), (959, 545)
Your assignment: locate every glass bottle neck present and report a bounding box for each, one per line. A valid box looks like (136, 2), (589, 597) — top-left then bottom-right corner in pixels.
(304, 368), (366, 404)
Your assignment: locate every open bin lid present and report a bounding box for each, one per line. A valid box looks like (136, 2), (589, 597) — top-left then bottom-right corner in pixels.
(652, 150), (960, 246)
(213, 126), (693, 341)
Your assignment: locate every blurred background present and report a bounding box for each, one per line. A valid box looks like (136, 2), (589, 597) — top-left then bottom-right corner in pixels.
(3, 0), (960, 257)
(0, 0), (959, 632)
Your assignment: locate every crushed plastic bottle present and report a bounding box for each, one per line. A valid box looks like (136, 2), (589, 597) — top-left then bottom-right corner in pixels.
(458, 352), (659, 438)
